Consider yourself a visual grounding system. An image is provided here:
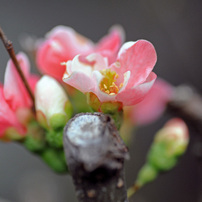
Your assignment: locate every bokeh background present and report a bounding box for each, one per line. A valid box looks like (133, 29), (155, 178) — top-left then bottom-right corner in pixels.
(0, 0), (202, 201)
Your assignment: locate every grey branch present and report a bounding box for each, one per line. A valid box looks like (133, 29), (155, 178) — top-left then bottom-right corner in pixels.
(167, 85), (202, 132)
(63, 112), (129, 202)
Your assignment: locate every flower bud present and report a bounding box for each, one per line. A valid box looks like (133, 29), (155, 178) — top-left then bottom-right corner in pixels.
(148, 118), (189, 171)
(155, 118), (189, 156)
(135, 118), (189, 188)
(35, 75), (72, 130)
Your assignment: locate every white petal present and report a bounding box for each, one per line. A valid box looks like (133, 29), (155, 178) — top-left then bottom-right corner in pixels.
(71, 55), (93, 76)
(35, 75), (68, 121)
(117, 41), (136, 58)
(86, 53), (108, 70)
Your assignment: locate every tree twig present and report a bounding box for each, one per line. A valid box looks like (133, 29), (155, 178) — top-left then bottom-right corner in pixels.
(167, 85), (202, 133)
(63, 112), (129, 202)
(0, 26), (35, 106)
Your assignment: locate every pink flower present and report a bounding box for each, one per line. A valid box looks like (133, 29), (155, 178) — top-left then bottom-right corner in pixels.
(127, 78), (173, 125)
(0, 52), (39, 139)
(36, 25), (124, 80)
(63, 40), (157, 106)
(0, 85), (25, 137)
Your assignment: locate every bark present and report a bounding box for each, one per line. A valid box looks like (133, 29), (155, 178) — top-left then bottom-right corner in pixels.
(63, 112), (129, 202)
(167, 85), (202, 133)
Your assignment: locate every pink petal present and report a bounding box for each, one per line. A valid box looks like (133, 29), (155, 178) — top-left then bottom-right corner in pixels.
(4, 52), (32, 111)
(112, 40), (157, 88)
(130, 78), (173, 125)
(63, 71), (95, 94)
(28, 74), (40, 93)
(36, 39), (68, 80)
(116, 72), (157, 106)
(36, 26), (93, 80)
(47, 26), (93, 53)
(0, 87), (25, 136)
(96, 25), (125, 64)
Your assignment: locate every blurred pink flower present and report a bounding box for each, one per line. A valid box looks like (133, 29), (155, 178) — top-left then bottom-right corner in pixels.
(126, 78), (173, 125)
(63, 40), (157, 106)
(0, 86), (25, 136)
(36, 25), (124, 80)
(0, 52), (39, 139)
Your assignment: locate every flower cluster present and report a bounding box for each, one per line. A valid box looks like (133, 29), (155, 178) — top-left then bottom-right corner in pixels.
(0, 25), (186, 176)
(0, 25), (169, 141)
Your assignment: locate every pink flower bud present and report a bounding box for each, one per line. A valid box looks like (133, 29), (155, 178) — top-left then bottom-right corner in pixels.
(155, 118), (189, 156)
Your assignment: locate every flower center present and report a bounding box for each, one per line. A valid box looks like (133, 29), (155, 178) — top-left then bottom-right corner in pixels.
(99, 69), (123, 95)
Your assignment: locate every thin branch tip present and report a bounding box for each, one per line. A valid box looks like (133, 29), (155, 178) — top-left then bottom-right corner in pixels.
(0, 26), (35, 110)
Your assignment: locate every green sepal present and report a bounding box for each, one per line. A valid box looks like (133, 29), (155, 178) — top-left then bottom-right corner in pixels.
(41, 148), (68, 173)
(36, 110), (49, 130)
(24, 135), (45, 152)
(148, 142), (177, 171)
(46, 130), (63, 148)
(23, 121), (46, 152)
(49, 113), (68, 131)
(101, 102), (123, 129)
(4, 128), (25, 141)
(86, 92), (101, 112)
(69, 90), (91, 113)
(64, 101), (73, 120)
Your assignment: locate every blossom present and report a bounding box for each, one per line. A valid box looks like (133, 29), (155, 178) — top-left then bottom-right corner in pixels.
(0, 52), (38, 139)
(126, 78), (173, 125)
(36, 25), (124, 80)
(35, 75), (72, 131)
(63, 40), (157, 107)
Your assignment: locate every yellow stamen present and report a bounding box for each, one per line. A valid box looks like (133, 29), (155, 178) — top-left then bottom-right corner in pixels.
(99, 69), (123, 95)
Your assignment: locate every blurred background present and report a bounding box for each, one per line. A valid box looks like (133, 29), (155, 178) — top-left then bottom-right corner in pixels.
(0, 0), (202, 201)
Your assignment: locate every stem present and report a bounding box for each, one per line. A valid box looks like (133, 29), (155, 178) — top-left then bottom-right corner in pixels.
(0, 26), (35, 106)
(127, 184), (140, 198)
(63, 112), (129, 202)
(167, 85), (202, 133)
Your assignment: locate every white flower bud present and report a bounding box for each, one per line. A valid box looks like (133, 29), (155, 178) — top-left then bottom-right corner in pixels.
(35, 75), (72, 130)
